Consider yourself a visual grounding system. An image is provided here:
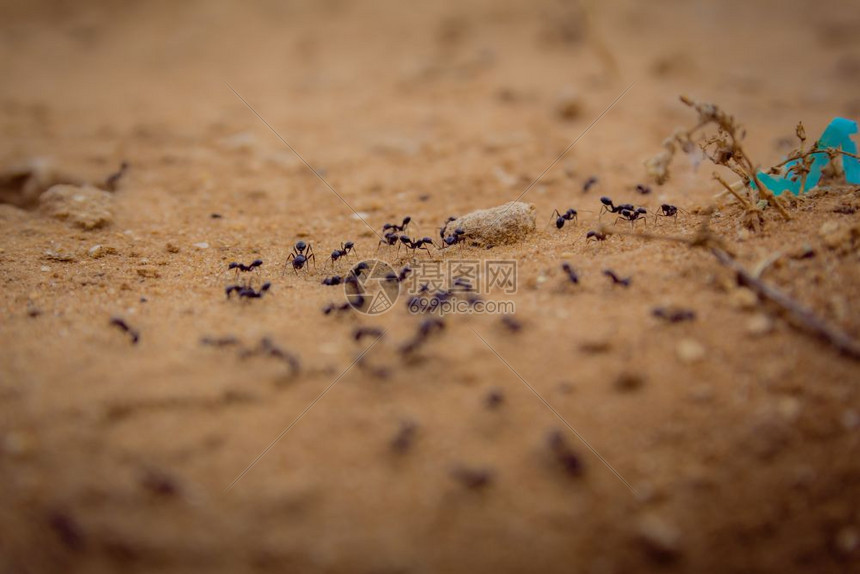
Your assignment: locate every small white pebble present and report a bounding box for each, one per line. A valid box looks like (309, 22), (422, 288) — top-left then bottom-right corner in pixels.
(835, 526), (859, 555)
(193, 242), (209, 249)
(636, 513), (681, 558)
(3, 431), (36, 455)
(689, 384), (713, 403)
(841, 410), (859, 430)
(777, 396), (801, 421)
(746, 313), (774, 336)
(676, 339), (705, 364)
(730, 287), (758, 311)
(40, 265), (51, 272)
(320, 343), (340, 354)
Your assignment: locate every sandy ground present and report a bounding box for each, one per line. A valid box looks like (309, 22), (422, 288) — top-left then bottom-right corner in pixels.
(1, 0), (860, 572)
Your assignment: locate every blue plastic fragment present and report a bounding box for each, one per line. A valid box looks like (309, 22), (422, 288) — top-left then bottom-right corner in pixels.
(755, 117), (860, 196)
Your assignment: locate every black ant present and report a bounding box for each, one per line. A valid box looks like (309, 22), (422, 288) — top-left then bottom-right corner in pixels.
(385, 265), (412, 283)
(227, 259), (263, 282)
(407, 287), (459, 313)
(615, 207), (648, 227)
(450, 466), (494, 489)
(485, 388), (505, 409)
(464, 292), (483, 307)
(353, 326), (385, 341)
(343, 270), (364, 295)
(655, 204), (686, 223)
(330, 241), (356, 265)
(391, 420), (418, 454)
(382, 216), (411, 234)
(254, 337), (300, 374)
(417, 317), (445, 337)
(635, 184), (652, 195)
(652, 307), (696, 323)
(322, 302), (352, 315)
(550, 208), (578, 229)
(547, 430), (584, 477)
(377, 231), (400, 252)
(226, 282), (272, 299)
(200, 335), (239, 347)
(322, 275), (343, 286)
(582, 176), (598, 193)
(286, 241), (315, 273)
(561, 262), (579, 284)
(400, 318), (445, 354)
(347, 261), (370, 279)
(104, 161), (129, 192)
(228, 259), (263, 273)
(238, 337), (300, 375)
(343, 271), (367, 310)
(110, 317), (139, 344)
(344, 274), (360, 290)
(398, 236), (434, 257)
(442, 228), (466, 248)
(603, 269), (631, 287)
(439, 216), (457, 240)
(598, 196), (634, 217)
(500, 315), (522, 333)
(586, 230), (607, 241)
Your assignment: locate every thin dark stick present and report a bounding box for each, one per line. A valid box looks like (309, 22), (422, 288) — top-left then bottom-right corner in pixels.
(602, 225), (860, 360)
(710, 248), (860, 360)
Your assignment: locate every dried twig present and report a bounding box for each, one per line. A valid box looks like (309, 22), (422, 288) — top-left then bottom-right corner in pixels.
(713, 172), (752, 210)
(710, 248), (860, 360)
(647, 96), (791, 220)
(600, 224), (860, 360)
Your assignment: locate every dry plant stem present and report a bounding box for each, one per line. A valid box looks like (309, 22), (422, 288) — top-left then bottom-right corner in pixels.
(677, 96), (790, 220)
(713, 173), (752, 210)
(710, 248), (860, 360)
(751, 170), (791, 221)
(772, 148), (860, 170)
(601, 225), (860, 361)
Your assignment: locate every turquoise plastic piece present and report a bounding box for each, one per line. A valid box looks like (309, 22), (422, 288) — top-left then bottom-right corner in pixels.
(755, 117), (860, 196)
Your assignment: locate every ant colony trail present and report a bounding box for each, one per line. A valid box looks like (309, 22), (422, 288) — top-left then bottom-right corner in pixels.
(1, 2), (859, 573)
